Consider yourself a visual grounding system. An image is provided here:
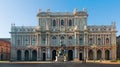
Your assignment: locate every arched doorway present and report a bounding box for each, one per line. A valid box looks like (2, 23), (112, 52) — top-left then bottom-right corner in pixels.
(32, 50), (37, 61)
(97, 50), (102, 60)
(24, 50), (29, 61)
(79, 53), (83, 60)
(88, 50), (93, 60)
(1, 54), (3, 60)
(52, 50), (56, 60)
(105, 50), (110, 60)
(42, 53), (46, 61)
(68, 50), (73, 61)
(17, 50), (21, 60)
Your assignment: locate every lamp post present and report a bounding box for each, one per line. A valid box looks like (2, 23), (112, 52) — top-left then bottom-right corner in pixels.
(91, 44), (96, 62)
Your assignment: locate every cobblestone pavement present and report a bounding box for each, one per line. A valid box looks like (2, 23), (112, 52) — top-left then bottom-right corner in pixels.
(0, 61), (120, 67)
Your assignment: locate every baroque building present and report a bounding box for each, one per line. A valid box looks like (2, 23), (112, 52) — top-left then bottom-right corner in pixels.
(10, 9), (117, 61)
(0, 39), (10, 61)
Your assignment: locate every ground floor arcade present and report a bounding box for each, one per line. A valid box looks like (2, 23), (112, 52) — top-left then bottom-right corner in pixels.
(11, 46), (116, 61)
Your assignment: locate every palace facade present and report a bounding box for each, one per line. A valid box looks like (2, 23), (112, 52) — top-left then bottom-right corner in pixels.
(10, 9), (117, 61)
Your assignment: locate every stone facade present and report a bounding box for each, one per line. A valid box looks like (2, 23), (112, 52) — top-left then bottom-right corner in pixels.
(10, 9), (117, 61)
(0, 39), (10, 60)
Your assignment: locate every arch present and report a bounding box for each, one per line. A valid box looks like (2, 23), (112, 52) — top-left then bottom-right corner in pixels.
(61, 20), (64, 26)
(17, 50), (21, 61)
(69, 19), (72, 26)
(105, 50), (110, 60)
(68, 50), (73, 61)
(53, 20), (56, 26)
(88, 50), (94, 60)
(52, 50), (56, 60)
(97, 50), (102, 60)
(32, 50), (37, 61)
(24, 50), (29, 61)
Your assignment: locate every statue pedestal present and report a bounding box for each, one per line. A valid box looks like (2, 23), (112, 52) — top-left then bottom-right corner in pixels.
(55, 55), (66, 62)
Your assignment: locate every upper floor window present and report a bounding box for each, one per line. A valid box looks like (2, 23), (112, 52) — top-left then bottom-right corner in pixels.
(106, 38), (109, 44)
(61, 20), (64, 26)
(89, 38), (93, 45)
(52, 36), (56, 39)
(69, 20), (72, 26)
(17, 39), (20, 46)
(79, 38), (83, 45)
(98, 38), (101, 45)
(53, 20), (56, 26)
(32, 38), (36, 45)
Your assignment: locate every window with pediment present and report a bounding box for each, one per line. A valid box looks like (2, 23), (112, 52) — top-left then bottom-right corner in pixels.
(53, 20), (56, 26)
(98, 38), (101, 45)
(68, 36), (73, 45)
(106, 38), (109, 44)
(69, 20), (72, 26)
(32, 37), (36, 45)
(61, 20), (64, 26)
(79, 38), (83, 45)
(89, 38), (93, 45)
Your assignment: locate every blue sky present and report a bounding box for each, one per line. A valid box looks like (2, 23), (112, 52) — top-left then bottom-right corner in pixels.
(0, 0), (120, 38)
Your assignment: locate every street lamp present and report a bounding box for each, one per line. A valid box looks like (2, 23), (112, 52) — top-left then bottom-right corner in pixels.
(91, 44), (96, 62)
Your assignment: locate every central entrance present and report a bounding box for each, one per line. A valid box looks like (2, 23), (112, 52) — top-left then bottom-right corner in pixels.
(79, 53), (83, 60)
(42, 53), (46, 61)
(68, 50), (73, 61)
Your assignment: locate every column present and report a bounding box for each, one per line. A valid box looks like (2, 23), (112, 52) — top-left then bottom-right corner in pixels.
(47, 48), (50, 60)
(102, 49), (105, 60)
(22, 50), (24, 61)
(94, 49), (97, 60)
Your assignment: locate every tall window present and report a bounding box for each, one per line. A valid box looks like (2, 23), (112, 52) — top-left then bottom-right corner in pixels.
(32, 38), (36, 45)
(52, 36), (57, 45)
(79, 38), (83, 45)
(61, 36), (65, 45)
(106, 38), (109, 44)
(98, 38), (101, 45)
(68, 36), (72, 45)
(53, 20), (56, 26)
(69, 20), (72, 26)
(89, 38), (92, 45)
(17, 40), (20, 46)
(61, 20), (64, 26)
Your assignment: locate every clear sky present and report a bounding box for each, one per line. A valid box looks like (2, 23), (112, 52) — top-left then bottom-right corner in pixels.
(0, 0), (120, 38)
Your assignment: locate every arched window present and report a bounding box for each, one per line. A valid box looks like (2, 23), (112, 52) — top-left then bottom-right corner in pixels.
(79, 38), (83, 45)
(61, 20), (64, 26)
(98, 38), (101, 45)
(89, 38), (92, 45)
(106, 38), (109, 44)
(53, 20), (56, 26)
(69, 20), (72, 26)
